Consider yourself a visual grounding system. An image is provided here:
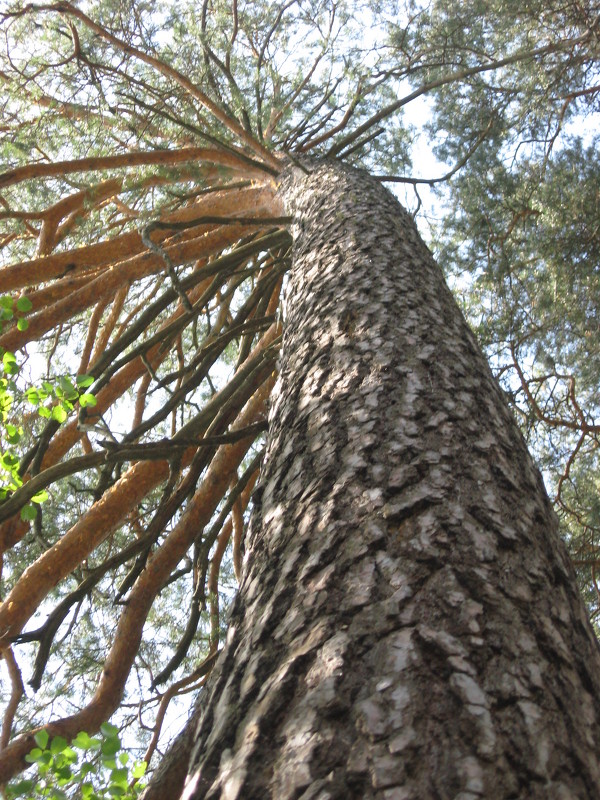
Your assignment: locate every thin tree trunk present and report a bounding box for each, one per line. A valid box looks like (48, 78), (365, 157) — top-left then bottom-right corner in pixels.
(159, 160), (600, 799)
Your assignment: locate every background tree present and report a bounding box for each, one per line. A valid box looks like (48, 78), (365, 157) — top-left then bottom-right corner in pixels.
(399, 0), (600, 616)
(0, 0), (598, 789)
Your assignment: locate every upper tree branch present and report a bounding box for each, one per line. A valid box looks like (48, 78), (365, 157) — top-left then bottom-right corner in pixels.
(0, 147), (261, 189)
(327, 32), (593, 157)
(12, 2), (282, 170)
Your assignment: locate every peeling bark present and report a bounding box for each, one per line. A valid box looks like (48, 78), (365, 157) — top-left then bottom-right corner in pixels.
(157, 160), (600, 799)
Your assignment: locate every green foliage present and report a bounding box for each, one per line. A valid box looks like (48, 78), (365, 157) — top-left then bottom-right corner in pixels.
(6, 725), (146, 800)
(0, 295), (96, 518)
(403, 0), (600, 614)
(25, 373), (97, 423)
(0, 0), (598, 780)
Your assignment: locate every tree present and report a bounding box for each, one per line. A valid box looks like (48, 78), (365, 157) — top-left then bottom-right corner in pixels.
(0, 0), (599, 794)
(398, 0), (600, 616)
(141, 157), (600, 799)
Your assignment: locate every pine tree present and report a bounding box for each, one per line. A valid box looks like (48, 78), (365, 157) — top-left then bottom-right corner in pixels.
(141, 157), (600, 799)
(0, 0), (599, 792)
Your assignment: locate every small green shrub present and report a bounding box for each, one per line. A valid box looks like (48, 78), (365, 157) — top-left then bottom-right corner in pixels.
(6, 724), (146, 800)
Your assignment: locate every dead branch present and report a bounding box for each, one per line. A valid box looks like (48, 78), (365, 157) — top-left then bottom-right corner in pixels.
(0, 648), (24, 750)
(0, 373), (275, 785)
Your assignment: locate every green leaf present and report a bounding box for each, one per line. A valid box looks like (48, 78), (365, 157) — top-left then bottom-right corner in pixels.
(38, 406), (52, 418)
(59, 747), (78, 765)
(51, 405), (68, 423)
(54, 764), (73, 781)
(5, 424), (21, 444)
(5, 778), (35, 797)
(79, 393), (97, 408)
(101, 733), (121, 756)
(2, 352), (18, 375)
(17, 318), (29, 331)
(16, 296), (33, 313)
(76, 374), (95, 388)
(131, 762), (147, 779)
(58, 376), (78, 400)
(24, 748), (44, 763)
(50, 736), (68, 755)
(100, 723), (119, 738)
(1, 452), (19, 468)
(31, 489), (49, 504)
(20, 504), (38, 522)
(47, 789), (67, 800)
(34, 731), (49, 749)
(73, 732), (99, 751)
(109, 767), (128, 786)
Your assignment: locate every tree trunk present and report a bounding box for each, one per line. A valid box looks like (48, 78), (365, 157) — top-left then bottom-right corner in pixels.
(163, 160), (600, 799)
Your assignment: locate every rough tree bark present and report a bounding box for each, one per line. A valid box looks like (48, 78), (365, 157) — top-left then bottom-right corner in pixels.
(147, 159), (600, 799)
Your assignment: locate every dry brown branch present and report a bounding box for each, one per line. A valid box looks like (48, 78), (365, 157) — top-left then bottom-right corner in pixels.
(16, 2), (281, 170)
(233, 471), (255, 582)
(141, 652), (218, 771)
(210, 467), (258, 645)
(510, 342), (600, 434)
(39, 273), (224, 466)
(0, 147), (265, 190)
(132, 371), (153, 431)
(21, 267), (109, 310)
(0, 648), (24, 751)
(0, 218), (272, 353)
(0, 323), (280, 647)
(0, 372), (275, 785)
(0, 459), (172, 644)
(78, 298), (110, 375)
(36, 179), (122, 256)
(88, 284), (130, 367)
(0, 182), (278, 293)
